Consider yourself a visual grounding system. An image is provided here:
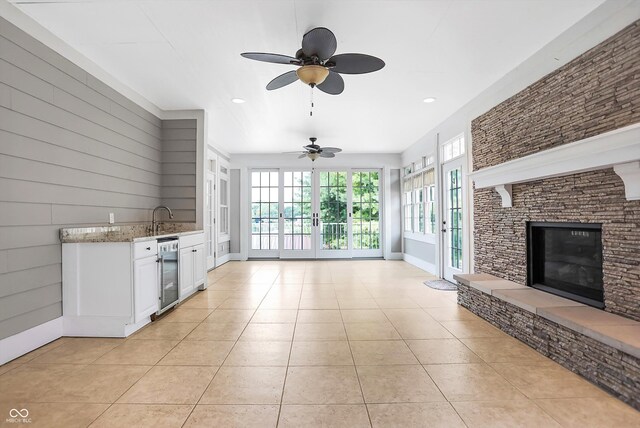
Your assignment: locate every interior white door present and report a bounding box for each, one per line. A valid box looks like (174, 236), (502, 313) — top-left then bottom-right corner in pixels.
(441, 159), (465, 282)
(206, 169), (216, 270)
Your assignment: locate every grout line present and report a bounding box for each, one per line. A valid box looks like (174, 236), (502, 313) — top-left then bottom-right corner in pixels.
(275, 271), (304, 428)
(340, 306), (373, 428)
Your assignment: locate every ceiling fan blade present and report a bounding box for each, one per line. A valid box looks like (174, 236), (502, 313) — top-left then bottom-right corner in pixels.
(241, 52), (300, 65)
(266, 70), (299, 90)
(319, 147), (342, 153)
(316, 71), (344, 95)
(303, 145), (320, 152)
(319, 152), (336, 158)
(328, 53), (385, 74)
(298, 153), (308, 159)
(301, 27), (337, 60)
(283, 151), (307, 154)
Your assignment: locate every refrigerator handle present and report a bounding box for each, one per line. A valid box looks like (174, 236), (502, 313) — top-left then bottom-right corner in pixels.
(158, 255), (165, 305)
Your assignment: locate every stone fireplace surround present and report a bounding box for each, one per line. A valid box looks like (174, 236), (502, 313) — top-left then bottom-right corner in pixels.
(459, 19), (640, 411)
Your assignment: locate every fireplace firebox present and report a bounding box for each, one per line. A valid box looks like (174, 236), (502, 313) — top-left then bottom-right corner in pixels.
(527, 222), (604, 308)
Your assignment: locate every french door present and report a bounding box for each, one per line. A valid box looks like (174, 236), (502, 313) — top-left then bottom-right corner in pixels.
(441, 159), (465, 282)
(249, 169), (382, 259)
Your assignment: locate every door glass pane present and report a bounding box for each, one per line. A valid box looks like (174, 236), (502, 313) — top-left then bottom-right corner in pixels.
(320, 171), (348, 250)
(283, 171), (312, 250)
(352, 170), (380, 249)
(447, 167), (462, 269)
(251, 170), (279, 250)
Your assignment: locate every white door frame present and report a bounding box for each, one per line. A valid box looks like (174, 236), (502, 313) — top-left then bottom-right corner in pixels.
(205, 149), (217, 271)
(248, 169), (280, 258)
(440, 156), (467, 282)
(314, 168), (352, 259)
(280, 169), (315, 259)
(351, 168), (384, 258)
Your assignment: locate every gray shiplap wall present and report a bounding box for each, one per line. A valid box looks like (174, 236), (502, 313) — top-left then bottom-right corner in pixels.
(0, 17), (196, 340)
(161, 119), (196, 222)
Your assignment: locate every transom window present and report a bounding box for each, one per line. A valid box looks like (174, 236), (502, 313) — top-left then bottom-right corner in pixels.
(442, 134), (465, 162)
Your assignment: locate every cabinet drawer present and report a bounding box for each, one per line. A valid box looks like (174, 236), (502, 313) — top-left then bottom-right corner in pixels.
(133, 241), (158, 259)
(179, 232), (204, 249)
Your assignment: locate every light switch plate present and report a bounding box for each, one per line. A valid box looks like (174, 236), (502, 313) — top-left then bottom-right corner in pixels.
(109, 213), (115, 224)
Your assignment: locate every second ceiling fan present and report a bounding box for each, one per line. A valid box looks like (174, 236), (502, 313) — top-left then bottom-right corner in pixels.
(241, 27), (385, 95)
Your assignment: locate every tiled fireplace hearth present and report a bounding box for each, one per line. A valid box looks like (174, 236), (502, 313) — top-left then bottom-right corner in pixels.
(454, 274), (640, 410)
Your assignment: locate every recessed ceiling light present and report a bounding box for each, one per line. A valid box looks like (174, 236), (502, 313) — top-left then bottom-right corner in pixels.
(423, 97), (436, 103)
(231, 98), (246, 104)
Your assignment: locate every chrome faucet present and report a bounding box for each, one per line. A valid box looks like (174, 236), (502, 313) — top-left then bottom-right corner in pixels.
(152, 206), (174, 235)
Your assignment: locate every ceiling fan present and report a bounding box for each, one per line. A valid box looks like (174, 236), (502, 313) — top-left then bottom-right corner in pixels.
(286, 137), (342, 161)
(241, 27), (385, 95)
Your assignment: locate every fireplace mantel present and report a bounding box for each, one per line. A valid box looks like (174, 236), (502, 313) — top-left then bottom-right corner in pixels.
(469, 123), (640, 207)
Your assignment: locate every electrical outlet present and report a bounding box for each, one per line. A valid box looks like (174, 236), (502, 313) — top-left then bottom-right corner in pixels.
(109, 213), (115, 224)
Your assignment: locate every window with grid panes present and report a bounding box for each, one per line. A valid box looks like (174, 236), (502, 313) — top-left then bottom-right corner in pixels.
(403, 178), (413, 232)
(413, 174), (424, 233)
(250, 171), (279, 250)
(423, 169), (436, 234)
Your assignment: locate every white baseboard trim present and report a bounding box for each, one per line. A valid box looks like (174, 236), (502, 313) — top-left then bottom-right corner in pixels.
(403, 253), (437, 275)
(0, 317), (63, 365)
(228, 253), (244, 261)
(216, 254), (231, 267)
(386, 252), (403, 260)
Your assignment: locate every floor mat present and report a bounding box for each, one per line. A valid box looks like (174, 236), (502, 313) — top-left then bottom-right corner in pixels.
(424, 279), (457, 291)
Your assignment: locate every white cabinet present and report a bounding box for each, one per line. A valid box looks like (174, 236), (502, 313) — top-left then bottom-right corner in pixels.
(133, 255), (159, 323)
(179, 233), (206, 300)
(179, 247), (195, 299)
(62, 230), (205, 337)
(63, 242), (157, 337)
(193, 244), (206, 286)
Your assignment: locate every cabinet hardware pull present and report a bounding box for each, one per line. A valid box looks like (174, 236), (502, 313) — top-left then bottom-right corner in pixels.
(146, 247), (151, 250)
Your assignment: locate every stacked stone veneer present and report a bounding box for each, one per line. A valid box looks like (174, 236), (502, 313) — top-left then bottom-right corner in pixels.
(471, 20), (640, 321)
(458, 283), (640, 410)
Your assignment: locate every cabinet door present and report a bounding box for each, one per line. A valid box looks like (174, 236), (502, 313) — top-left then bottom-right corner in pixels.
(193, 244), (206, 287)
(133, 255), (159, 322)
(179, 247), (195, 299)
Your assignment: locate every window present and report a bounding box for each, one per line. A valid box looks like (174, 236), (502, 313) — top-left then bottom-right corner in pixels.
(423, 169), (436, 234)
(218, 161), (230, 238)
(251, 170), (279, 250)
(403, 177), (413, 232)
(413, 174), (424, 233)
(352, 171), (380, 250)
(283, 171), (312, 250)
(442, 134), (465, 162)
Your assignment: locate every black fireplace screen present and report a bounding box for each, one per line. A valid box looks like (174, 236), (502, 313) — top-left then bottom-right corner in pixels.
(527, 222), (604, 308)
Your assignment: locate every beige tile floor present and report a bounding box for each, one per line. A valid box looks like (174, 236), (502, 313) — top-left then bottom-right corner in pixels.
(1, 260), (639, 427)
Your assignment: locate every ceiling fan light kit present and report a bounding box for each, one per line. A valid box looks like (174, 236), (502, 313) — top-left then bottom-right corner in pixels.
(296, 65), (330, 86)
(241, 27), (385, 95)
(243, 27), (380, 160)
(284, 137), (343, 162)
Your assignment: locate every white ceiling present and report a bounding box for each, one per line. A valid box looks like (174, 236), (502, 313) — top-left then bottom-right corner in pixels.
(10, 0), (605, 154)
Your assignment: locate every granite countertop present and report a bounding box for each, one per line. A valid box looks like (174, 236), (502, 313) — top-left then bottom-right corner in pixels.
(60, 223), (203, 243)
